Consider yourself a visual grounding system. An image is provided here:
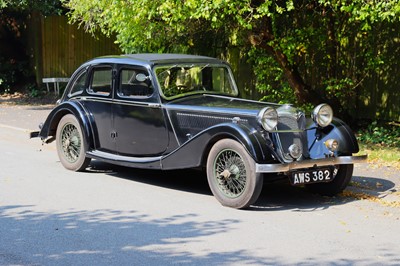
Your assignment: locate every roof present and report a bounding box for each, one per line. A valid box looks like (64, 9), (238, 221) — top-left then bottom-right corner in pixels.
(123, 53), (217, 62)
(121, 53), (225, 65)
(78, 54), (227, 71)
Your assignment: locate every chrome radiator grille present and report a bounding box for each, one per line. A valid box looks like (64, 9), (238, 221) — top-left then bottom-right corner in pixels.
(275, 114), (308, 161)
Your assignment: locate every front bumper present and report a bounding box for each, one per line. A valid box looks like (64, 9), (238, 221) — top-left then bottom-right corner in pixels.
(256, 155), (368, 173)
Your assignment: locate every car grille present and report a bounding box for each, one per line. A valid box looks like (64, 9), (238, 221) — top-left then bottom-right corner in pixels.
(275, 114), (308, 161)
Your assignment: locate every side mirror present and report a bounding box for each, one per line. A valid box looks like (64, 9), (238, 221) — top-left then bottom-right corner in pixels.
(136, 73), (149, 82)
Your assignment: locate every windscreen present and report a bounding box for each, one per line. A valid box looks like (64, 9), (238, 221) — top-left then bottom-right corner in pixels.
(155, 64), (238, 99)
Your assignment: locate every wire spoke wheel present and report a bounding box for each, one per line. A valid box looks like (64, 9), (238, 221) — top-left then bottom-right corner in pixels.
(60, 123), (82, 163)
(56, 114), (91, 171)
(207, 139), (263, 209)
(214, 149), (247, 198)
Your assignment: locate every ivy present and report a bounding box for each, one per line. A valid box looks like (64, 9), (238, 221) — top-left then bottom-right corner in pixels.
(358, 121), (400, 148)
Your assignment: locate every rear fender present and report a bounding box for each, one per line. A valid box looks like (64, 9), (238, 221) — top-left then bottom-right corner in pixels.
(38, 101), (94, 149)
(161, 122), (274, 170)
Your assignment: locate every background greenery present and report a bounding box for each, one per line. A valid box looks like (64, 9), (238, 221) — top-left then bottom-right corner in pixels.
(64, 0), (400, 123)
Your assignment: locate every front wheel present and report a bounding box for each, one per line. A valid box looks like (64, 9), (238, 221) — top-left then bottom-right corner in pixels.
(306, 164), (354, 196)
(56, 114), (91, 171)
(206, 139), (263, 209)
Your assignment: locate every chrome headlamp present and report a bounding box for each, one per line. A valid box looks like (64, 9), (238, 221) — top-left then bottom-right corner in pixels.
(312, 104), (333, 127)
(257, 107), (278, 131)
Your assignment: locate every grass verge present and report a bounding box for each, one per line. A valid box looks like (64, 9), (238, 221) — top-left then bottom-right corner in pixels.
(357, 143), (400, 169)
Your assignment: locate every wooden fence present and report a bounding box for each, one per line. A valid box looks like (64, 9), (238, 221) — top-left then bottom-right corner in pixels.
(40, 15), (120, 78)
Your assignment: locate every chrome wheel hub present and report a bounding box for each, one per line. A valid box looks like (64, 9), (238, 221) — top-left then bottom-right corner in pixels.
(214, 149), (247, 198)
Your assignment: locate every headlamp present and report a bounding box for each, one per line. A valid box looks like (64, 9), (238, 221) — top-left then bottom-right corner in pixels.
(257, 107), (278, 131)
(312, 104), (333, 127)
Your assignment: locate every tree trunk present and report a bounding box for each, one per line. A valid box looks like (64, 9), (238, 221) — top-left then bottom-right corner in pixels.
(248, 18), (353, 122)
(28, 11), (43, 88)
(272, 49), (321, 105)
(248, 18), (322, 106)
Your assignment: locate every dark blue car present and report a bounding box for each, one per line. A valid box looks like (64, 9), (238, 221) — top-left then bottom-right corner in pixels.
(33, 54), (367, 209)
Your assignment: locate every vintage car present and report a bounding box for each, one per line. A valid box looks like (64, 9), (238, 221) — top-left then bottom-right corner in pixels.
(32, 54), (367, 209)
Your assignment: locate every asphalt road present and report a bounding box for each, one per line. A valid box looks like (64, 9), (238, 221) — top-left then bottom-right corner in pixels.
(1, 104), (400, 265)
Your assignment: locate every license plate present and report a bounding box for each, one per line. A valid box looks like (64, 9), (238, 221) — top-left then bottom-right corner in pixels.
(290, 168), (333, 186)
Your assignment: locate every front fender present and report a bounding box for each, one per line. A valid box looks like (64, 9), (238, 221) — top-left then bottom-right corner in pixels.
(307, 117), (359, 158)
(38, 101), (94, 149)
(161, 122), (273, 170)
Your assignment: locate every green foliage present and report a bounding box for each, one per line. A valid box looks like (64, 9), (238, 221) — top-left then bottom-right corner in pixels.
(0, 0), (63, 15)
(358, 121), (400, 148)
(248, 48), (294, 104)
(64, 0), (400, 120)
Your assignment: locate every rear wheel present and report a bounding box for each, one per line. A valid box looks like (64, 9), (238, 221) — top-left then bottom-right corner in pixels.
(306, 164), (354, 196)
(206, 139), (263, 209)
(56, 114), (91, 171)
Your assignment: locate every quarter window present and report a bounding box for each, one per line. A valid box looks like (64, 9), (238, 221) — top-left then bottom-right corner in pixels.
(69, 71), (87, 97)
(87, 67), (112, 96)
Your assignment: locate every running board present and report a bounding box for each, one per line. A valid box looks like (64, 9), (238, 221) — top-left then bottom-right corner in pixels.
(86, 150), (162, 169)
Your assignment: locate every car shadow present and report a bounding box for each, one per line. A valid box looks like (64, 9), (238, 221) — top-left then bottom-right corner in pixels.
(87, 160), (211, 196)
(86, 160), (397, 211)
(350, 175), (398, 196)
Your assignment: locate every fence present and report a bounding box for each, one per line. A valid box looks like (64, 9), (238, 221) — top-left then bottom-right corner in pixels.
(40, 15), (120, 78)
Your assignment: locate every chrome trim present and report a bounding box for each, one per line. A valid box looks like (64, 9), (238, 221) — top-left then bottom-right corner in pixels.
(74, 96), (159, 108)
(87, 150), (162, 163)
(269, 129), (304, 133)
(168, 104), (255, 117)
(76, 96), (112, 104)
(165, 107), (182, 146)
(176, 112), (248, 123)
(207, 94), (283, 107)
(256, 155), (368, 173)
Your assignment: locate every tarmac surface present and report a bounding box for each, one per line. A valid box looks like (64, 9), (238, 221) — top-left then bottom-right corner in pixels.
(1, 102), (399, 265)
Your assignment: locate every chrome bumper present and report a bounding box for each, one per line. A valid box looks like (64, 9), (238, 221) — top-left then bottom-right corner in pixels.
(256, 155), (368, 173)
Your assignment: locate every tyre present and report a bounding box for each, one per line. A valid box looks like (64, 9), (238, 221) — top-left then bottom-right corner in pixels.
(56, 114), (91, 171)
(206, 139), (263, 209)
(306, 164), (354, 196)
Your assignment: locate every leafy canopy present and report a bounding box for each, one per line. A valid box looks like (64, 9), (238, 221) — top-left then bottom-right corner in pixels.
(65, 0), (400, 121)
(65, 0), (400, 52)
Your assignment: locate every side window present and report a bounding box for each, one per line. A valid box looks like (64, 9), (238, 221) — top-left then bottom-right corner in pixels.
(87, 67), (112, 96)
(68, 71), (87, 97)
(118, 68), (152, 98)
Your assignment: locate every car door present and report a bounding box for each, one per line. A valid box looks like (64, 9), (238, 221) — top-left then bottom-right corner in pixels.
(113, 65), (169, 157)
(82, 64), (115, 153)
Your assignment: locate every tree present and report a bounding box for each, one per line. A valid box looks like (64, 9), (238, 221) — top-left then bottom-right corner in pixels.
(65, 0), (400, 120)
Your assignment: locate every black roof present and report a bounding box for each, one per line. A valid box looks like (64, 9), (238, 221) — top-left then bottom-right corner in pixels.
(123, 53), (217, 62)
(98, 53), (224, 64)
(78, 54), (228, 71)
(122, 53), (227, 66)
